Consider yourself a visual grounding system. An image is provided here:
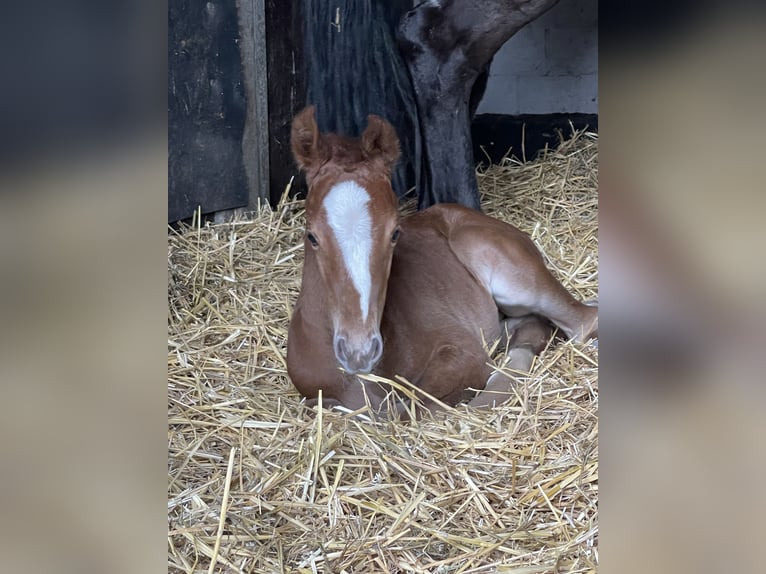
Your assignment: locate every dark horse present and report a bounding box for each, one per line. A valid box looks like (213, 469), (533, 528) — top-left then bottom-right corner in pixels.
(304, 0), (561, 210)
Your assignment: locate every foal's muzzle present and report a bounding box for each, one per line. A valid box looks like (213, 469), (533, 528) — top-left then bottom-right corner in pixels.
(333, 332), (383, 374)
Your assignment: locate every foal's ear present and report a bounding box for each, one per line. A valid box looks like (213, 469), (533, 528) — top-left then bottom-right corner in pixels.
(291, 106), (326, 173)
(361, 115), (400, 173)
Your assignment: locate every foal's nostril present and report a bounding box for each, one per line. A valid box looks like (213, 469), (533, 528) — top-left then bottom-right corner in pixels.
(334, 336), (349, 365)
(333, 333), (383, 373)
(369, 334), (383, 364)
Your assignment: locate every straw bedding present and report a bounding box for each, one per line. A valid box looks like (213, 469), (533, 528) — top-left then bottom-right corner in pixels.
(168, 129), (598, 573)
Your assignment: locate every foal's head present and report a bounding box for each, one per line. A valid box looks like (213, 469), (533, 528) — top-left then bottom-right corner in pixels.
(291, 106), (401, 374)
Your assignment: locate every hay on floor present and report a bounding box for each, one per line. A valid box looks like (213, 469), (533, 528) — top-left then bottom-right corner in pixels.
(168, 129), (598, 573)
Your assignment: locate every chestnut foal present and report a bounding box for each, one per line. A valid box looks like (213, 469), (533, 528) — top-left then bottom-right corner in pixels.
(287, 106), (597, 415)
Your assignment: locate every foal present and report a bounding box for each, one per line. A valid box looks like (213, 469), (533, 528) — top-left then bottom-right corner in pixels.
(287, 106), (597, 415)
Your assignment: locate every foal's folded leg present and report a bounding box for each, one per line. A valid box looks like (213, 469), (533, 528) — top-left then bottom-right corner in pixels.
(407, 339), (494, 414)
(447, 221), (598, 343)
(469, 315), (553, 409)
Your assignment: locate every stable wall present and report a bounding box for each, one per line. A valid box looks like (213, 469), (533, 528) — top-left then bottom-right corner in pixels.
(477, 0), (598, 115)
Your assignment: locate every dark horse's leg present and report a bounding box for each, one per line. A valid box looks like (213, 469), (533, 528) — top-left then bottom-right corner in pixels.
(398, 0), (561, 210)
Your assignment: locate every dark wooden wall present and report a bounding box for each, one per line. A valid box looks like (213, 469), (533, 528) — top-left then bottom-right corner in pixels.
(168, 0), (307, 222)
(168, 0), (249, 222)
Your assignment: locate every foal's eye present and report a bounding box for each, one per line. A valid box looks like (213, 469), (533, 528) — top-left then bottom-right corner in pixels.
(391, 228), (401, 244)
(306, 232), (319, 248)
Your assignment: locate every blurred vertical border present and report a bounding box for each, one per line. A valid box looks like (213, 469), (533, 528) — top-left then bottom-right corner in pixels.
(600, 0), (766, 572)
(0, 1), (167, 573)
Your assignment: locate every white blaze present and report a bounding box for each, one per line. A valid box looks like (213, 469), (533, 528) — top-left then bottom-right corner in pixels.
(323, 181), (373, 321)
